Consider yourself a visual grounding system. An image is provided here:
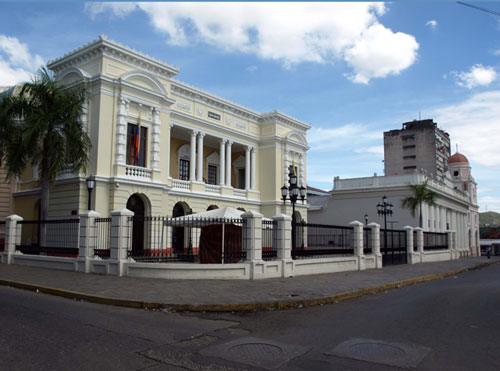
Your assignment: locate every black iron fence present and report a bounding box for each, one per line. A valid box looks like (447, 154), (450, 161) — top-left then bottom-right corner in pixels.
(0, 221), (5, 252)
(262, 219), (277, 261)
(16, 218), (80, 257)
(363, 227), (372, 255)
(127, 216), (246, 263)
(423, 232), (448, 251)
(380, 229), (407, 265)
(292, 221), (354, 259)
(414, 230), (418, 252)
(94, 217), (112, 259)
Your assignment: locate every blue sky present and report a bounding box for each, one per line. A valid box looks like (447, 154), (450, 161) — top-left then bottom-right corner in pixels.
(1, 2), (500, 212)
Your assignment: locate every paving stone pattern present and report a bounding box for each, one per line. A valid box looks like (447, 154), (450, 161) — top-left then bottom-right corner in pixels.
(0, 257), (496, 307)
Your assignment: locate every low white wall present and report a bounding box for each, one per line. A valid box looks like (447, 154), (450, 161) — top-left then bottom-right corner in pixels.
(364, 255), (377, 269)
(421, 250), (453, 263)
(124, 261), (251, 280)
(11, 254), (76, 271)
(290, 256), (359, 276)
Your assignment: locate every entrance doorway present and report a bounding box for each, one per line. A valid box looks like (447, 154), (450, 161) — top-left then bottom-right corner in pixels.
(172, 202), (189, 253)
(127, 194), (145, 255)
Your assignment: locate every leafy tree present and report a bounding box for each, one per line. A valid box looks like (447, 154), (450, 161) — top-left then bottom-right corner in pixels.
(0, 68), (91, 244)
(401, 180), (438, 228)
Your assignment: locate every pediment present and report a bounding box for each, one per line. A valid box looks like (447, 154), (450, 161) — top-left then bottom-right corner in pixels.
(120, 70), (167, 96)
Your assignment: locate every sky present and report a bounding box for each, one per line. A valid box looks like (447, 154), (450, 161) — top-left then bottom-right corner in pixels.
(1, 1), (500, 212)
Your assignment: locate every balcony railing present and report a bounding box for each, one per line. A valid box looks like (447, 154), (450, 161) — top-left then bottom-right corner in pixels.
(125, 165), (152, 179)
(205, 184), (221, 194)
(172, 179), (190, 190)
(233, 188), (246, 197)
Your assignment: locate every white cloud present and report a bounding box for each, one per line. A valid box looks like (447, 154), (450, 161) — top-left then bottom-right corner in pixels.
(430, 90), (500, 168)
(426, 20), (438, 30)
(0, 35), (44, 86)
(355, 145), (384, 155)
(452, 64), (497, 89)
(246, 65), (258, 72)
(86, 2), (418, 84)
(308, 123), (380, 151)
(343, 24), (419, 84)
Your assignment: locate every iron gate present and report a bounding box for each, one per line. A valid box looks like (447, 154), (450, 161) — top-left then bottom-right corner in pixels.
(380, 229), (407, 266)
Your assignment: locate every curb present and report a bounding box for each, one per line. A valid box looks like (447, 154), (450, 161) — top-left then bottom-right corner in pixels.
(0, 260), (497, 313)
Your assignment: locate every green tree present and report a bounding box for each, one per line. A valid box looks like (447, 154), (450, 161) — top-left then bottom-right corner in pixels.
(401, 180), (438, 228)
(0, 68), (91, 244)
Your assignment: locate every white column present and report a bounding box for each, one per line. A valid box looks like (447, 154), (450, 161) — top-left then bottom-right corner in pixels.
(226, 140), (232, 187)
(245, 146), (251, 191)
(299, 153), (305, 186)
(115, 97), (129, 165)
(151, 107), (161, 171)
(197, 132), (204, 182)
(167, 123), (173, 178)
(429, 205), (435, 232)
(190, 131), (197, 181)
(219, 139), (226, 186)
(251, 147), (256, 190)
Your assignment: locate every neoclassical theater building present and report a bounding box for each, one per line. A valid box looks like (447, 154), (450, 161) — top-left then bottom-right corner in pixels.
(12, 36), (310, 221)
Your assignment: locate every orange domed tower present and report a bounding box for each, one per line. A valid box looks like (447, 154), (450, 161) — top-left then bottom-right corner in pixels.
(447, 151), (476, 203)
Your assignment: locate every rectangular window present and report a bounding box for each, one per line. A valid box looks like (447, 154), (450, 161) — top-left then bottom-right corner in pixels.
(403, 155), (416, 160)
(402, 134), (415, 141)
(403, 145), (416, 150)
(179, 159), (190, 181)
(208, 165), (217, 185)
(404, 166), (417, 170)
(126, 123), (147, 167)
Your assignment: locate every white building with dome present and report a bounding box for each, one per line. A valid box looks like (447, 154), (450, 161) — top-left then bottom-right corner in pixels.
(308, 150), (480, 257)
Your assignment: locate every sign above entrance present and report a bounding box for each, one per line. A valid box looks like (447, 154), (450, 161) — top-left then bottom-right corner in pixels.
(208, 111), (221, 121)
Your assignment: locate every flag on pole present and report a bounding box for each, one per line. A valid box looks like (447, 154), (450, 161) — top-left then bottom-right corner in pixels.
(134, 113), (141, 166)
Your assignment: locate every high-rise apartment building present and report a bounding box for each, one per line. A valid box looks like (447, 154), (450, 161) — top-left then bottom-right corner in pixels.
(383, 119), (450, 178)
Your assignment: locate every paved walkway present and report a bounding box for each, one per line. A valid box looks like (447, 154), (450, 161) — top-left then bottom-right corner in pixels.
(0, 257), (498, 311)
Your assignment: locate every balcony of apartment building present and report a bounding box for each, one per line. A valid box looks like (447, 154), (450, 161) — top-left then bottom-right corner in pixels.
(168, 125), (258, 199)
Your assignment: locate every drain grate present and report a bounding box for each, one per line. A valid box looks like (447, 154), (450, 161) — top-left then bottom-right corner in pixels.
(229, 343), (283, 360)
(348, 342), (406, 359)
(200, 336), (310, 370)
(327, 338), (430, 368)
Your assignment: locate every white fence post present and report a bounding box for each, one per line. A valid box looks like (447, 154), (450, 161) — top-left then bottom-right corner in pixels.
(368, 222), (382, 268)
(404, 226), (417, 264)
(109, 208), (134, 276)
(448, 231), (457, 260)
(77, 210), (101, 273)
(2, 214), (23, 264)
(349, 220), (365, 270)
(273, 214), (293, 277)
(414, 227), (424, 263)
(242, 211), (264, 279)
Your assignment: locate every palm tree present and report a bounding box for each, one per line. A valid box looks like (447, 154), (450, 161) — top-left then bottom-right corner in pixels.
(0, 68), (91, 244)
(401, 180), (437, 228)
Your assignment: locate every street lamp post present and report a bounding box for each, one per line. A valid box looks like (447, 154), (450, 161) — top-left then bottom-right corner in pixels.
(377, 195), (393, 263)
(86, 176), (96, 211)
(281, 165), (306, 252)
(364, 214), (368, 227)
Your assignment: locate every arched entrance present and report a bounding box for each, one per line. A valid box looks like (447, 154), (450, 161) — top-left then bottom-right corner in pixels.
(127, 194), (145, 255)
(172, 202), (190, 253)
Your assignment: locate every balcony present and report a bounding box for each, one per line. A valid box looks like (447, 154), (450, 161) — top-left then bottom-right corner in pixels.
(125, 165), (152, 180)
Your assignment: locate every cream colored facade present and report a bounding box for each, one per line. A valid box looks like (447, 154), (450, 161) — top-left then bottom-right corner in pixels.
(13, 36), (310, 220)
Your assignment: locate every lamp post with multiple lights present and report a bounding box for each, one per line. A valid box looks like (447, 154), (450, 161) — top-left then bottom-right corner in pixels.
(86, 176), (95, 211)
(377, 195), (393, 257)
(281, 165), (306, 251)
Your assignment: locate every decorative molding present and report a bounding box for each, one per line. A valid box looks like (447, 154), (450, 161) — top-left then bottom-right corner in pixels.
(175, 100), (192, 112)
(47, 35), (179, 80)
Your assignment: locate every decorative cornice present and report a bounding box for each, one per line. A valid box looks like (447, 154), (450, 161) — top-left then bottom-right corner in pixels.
(171, 81), (261, 123)
(260, 110), (311, 131)
(47, 35), (180, 79)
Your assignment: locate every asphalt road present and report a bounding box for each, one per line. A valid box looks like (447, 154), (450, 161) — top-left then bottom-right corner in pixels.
(2, 263), (499, 370)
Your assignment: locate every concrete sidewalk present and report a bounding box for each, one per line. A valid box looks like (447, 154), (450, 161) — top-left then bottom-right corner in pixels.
(0, 257), (498, 312)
